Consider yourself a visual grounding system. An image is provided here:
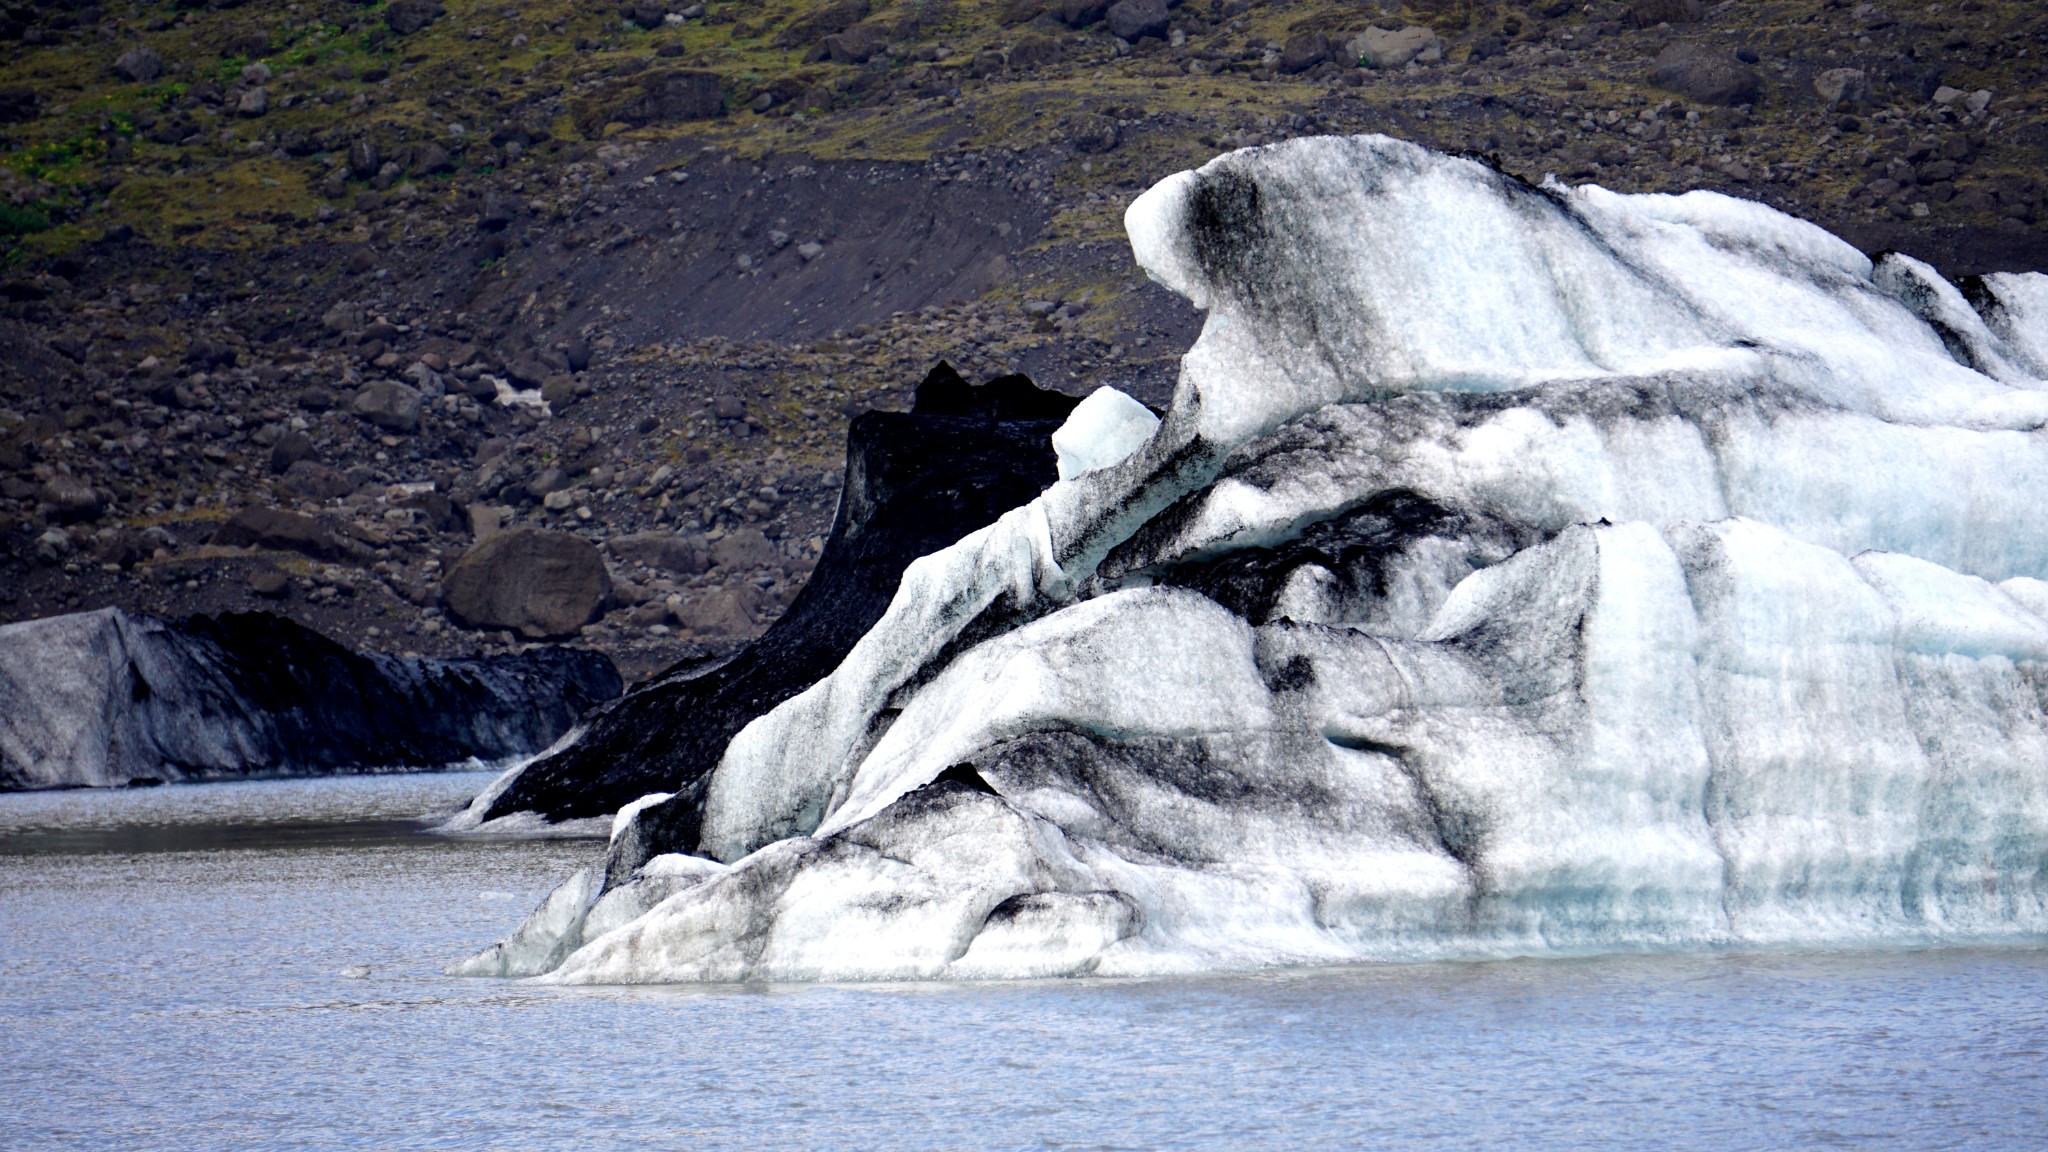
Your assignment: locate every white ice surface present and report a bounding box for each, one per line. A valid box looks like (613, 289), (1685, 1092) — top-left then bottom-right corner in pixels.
(610, 793), (675, 842)
(1051, 387), (1161, 481)
(470, 137), (2048, 983)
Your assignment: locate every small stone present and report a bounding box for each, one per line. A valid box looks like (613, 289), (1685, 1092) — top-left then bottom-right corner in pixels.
(236, 87), (269, 117)
(797, 241), (825, 262)
(268, 430), (315, 473)
(35, 528), (72, 563)
(248, 569), (290, 598)
(628, 600), (673, 628)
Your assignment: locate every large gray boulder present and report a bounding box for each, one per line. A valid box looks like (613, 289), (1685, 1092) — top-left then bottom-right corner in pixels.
(710, 527), (778, 572)
(607, 531), (710, 575)
(1104, 0), (1168, 42)
(36, 475), (104, 524)
(211, 506), (357, 561)
(112, 45), (162, 83)
(352, 380), (423, 431)
(442, 527), (612, 639)
(1651, 42), (1762, 106)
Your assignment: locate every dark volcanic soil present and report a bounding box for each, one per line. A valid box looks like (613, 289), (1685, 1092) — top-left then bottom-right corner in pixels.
(3, 0), (2044, 682)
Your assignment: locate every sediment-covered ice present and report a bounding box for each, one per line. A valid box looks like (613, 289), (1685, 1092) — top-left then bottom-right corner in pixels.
(464, 136), (2048, 983)
(1, 608), (620, 790)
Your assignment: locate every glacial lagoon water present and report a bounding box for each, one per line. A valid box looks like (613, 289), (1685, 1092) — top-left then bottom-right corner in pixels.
(3, 771), (2045, 1151)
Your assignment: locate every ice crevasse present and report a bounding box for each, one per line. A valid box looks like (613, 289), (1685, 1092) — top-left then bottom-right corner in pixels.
(460, 136), (2048, 983)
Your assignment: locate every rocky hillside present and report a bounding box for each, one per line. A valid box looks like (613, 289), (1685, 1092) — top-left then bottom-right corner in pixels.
(3, 0), (2045, 680)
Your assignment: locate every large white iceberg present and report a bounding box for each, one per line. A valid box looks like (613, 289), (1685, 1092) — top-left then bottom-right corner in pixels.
(460, 136), (2048, 983)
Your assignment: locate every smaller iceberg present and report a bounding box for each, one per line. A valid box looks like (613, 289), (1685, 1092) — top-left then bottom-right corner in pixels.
(0, 608), (620, 790)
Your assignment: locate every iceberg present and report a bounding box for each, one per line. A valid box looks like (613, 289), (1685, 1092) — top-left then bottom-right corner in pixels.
(462, 363), (1080, 839)
(463, 136), (2048, 983)
(0, 608), (620, 790)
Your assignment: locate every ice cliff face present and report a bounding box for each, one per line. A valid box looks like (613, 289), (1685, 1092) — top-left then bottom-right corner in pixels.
(0, 609), (621, 790)
(463, 136), (2048, 983)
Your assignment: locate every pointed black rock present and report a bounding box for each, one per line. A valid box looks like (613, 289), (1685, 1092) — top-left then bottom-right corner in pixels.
(0, 608), (622, 790)
(473, 364), (1079, 856)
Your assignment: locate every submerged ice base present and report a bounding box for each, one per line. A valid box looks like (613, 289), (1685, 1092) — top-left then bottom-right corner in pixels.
(464, 137), (2048, 984)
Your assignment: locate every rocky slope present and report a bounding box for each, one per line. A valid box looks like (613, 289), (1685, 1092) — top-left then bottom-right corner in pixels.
(3, 0), (2046, 679)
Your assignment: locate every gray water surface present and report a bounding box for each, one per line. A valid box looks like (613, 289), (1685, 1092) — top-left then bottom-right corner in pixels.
(2, 772), (2044, 1151)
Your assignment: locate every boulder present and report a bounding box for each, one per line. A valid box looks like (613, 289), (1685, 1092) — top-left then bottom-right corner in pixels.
(112, 45), (162, 83)
(571, 70), (723, 138)
(351, 380), (423, 431)
(608, 531), (711, 574)
(1351, 26), (1443, 69)
(1627, 0), (1703, 27)
(678, 585), (760, 639)
(710, 527), (779, 572)
(442, 528), (613, 640)
(1007, 35), (1061, 70)
(772, 0), (869, 48)
(384, 0), (444, 35)
(36, 475), (104, 524)
(247, 569), (290, 598)
(210, 506), (354, 560)
(1814, 68), (1871, 108)
(1104, 0), (1169, 42)
(0, 85), (39, 123)
(1055, 0), (1110, 28)
(1278, 33), (1329, 74)
(267, 431), (315, 473)
(235, 86), (268, 117)
(281, 460), (354, 500)
(1651, 42), (1762, 106)
(346, 140), (380, 180)
(824, 24), (888, 64)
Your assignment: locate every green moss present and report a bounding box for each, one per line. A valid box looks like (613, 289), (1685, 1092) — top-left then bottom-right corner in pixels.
(0, 200), (52, 237)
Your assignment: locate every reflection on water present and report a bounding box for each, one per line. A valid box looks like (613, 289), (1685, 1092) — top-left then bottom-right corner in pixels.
(2, 772), (2045, 1151)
